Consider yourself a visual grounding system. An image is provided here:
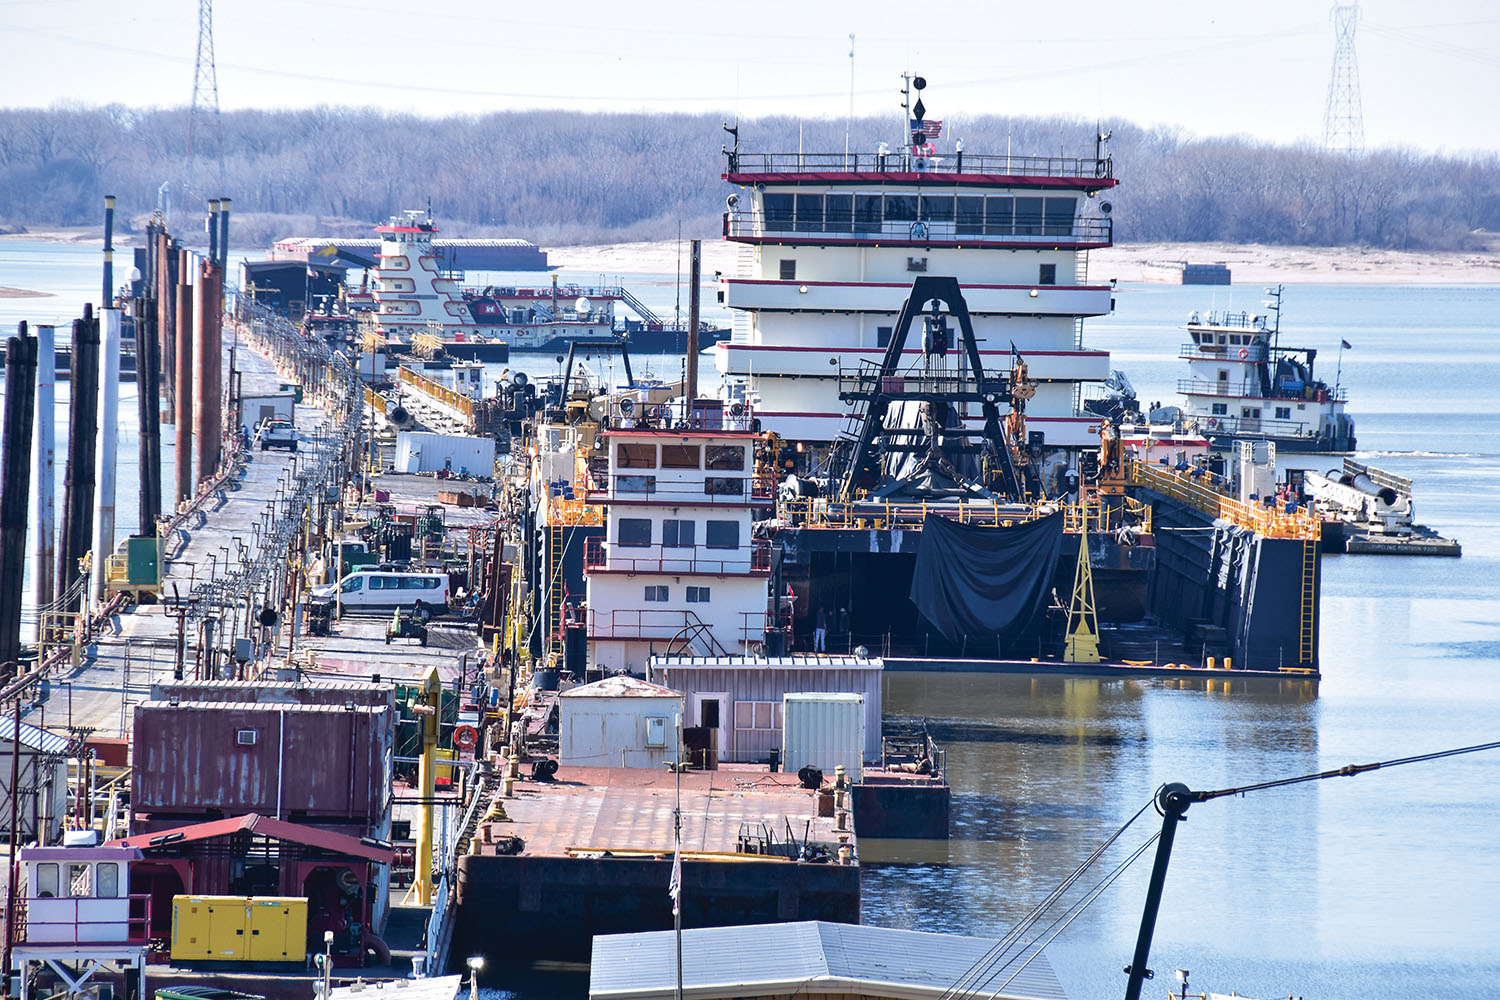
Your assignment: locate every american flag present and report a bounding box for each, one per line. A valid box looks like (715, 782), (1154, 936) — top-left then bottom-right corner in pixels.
(668, 845), (682, 915)
(911, 119), (943, 140)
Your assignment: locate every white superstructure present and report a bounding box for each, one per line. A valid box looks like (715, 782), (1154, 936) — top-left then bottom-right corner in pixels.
(715, 80), (1118, 455)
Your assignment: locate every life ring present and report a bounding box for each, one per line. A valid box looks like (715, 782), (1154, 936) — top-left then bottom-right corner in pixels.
(453, 724), (479, 750)
(1206, 417), (1219, 430)
(1237, 348), (1248, 359)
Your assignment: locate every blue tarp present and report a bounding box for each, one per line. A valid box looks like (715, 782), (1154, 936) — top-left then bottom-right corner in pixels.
(908, 513), (1065, 643)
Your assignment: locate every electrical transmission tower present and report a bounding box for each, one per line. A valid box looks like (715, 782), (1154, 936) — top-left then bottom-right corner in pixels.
(186, 0), (226, 200)
(1322, 3), (1364, 155)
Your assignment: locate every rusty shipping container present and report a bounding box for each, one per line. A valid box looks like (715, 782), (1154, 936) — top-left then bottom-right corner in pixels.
(149, 679), (395, 709)
(131, 701), (393, 829)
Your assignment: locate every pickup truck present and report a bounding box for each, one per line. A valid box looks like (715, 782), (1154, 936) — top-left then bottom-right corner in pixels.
(259, 416), (298, 452)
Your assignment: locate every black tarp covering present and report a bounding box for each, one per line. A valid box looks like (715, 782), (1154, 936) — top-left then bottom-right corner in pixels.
(909, 513), (1065, 643)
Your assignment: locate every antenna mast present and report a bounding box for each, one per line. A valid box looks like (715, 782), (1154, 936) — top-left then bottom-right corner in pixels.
(187, 0), (226, 200)
(1322, 3), (1364, 155)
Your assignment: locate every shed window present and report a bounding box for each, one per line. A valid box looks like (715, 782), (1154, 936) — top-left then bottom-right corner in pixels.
(734, 701), (780, 731)
(661, 444), (701, 469)
(618, 519), (651, 547)
(616, 442), (657, 468)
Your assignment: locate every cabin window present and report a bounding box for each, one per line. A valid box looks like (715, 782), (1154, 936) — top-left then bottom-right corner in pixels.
(644, 585), (669, 602)
(1015, 197), (1044, 235)
(883, 195), (918, 222)
(1241, 407), (1261, 418)
(663, 519), (696, 548)
(618, 519), (652, 547)
(877, 326), (892, 348)
(661, 444), (701, 469)
(706, 520), (740, 549)
(686, 586), (711, 603)
(1039, 264), (1057, 285)
(68, 864), (90, 897)
(96, 863), (119, 898)
(920, 194), (954, 222)
(1217, 370), (1229, 381)
(35, 863), (59, 898)
(795, 193), (823, 233)
(1043, 197), (1077, 236)
(1211, 403), (1228, 416)
(705, 446), (746, 471)
(617, 442), (657, 468)
(617, 475), (656, 494)
(1275, 407), (1291, 420)
(985, 196), (1014, 236)
(854, 195), (883, 232)
(763, 193), (794, 230)
(779, 259), (797, 280)
(705, 477), (744, 496)
(956, 196), (984, 235)
(825, 194), (853, 232)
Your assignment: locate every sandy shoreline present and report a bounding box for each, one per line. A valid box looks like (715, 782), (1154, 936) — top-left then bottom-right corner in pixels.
(5, 228), (1498, 284)
(0, 285), (51, 298)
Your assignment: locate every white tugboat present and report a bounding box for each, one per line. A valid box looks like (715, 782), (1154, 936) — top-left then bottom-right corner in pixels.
(716, 75), (1118, 473)
(1174, 285), (1355, 455)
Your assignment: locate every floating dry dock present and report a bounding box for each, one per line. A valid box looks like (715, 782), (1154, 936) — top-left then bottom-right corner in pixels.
(455, 764), (860, 959)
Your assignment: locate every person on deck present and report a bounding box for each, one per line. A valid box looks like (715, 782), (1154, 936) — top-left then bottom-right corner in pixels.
(814, 607), (828, 653)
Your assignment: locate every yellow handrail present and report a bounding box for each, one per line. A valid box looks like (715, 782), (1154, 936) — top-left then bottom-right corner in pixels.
(1128, 458), (1320, 540)
(398, 365), (476, 418)
(777, 495), (1152, 536)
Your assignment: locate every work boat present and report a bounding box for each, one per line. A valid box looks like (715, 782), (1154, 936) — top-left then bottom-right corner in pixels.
(1174, 286), (1355, 455)
(716, 74), (1119, 480)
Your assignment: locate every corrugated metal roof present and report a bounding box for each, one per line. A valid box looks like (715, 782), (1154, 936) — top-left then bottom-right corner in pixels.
(650, 655), (883, 670)
(0, 717), (72, 754)
(136, 700), (387, 714)
(561, 676), (681, 699)
(109, 813), (394, 863)
(588, 921), (1067, 1000)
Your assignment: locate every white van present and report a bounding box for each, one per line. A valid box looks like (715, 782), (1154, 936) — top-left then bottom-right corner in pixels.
(311, 570), (450, 616)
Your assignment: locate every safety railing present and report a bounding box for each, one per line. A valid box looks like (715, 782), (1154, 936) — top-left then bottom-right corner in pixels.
(778, 496), (1151, 535)
(585, 474), (774, 504)
(727, 151), (1113, 179)
(587, 609), (736, 654)
(399, 365), (476, 418)
(1127, 459), (1320, 540)
(14, 894), (153, 945)
(584, 537), (771, 575)
(726, 211), (1112, 245)
(1177, 378), (1346, 403)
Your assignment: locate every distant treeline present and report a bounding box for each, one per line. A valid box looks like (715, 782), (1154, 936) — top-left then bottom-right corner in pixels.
(1, 105), (1496, 251)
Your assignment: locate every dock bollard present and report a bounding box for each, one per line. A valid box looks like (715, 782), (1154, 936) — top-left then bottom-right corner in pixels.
(837, 835), (852, 864)
(1207, 656), (1217, 670)
(835, 808), (849, 832)
(502, 775), (515, 797)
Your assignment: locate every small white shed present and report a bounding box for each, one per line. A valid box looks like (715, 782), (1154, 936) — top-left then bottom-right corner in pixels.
(0, 717), (71, 845)
(559, 676), (683, 769)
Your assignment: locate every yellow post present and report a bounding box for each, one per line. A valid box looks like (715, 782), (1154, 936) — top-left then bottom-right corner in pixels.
(412, 665), (442, 905)
(1064, 517), (1101, 664)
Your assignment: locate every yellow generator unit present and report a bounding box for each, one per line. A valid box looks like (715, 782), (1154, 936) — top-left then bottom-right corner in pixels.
(170, 895), (309, 963)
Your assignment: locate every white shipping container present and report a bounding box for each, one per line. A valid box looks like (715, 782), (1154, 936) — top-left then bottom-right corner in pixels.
(238, 391), (296, 430)
(394, 431), (496, 475)
(782, 692), (865, 783)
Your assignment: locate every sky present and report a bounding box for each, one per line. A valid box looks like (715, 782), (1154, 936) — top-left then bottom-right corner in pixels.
(2, 0), (1497, 154)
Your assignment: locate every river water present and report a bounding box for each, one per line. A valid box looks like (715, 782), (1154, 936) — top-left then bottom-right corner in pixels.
(4, 241), (1499, 998)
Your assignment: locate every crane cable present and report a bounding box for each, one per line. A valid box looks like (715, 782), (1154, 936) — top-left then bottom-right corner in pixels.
(937, 794), (1158, 1000)
(940, 737), (1500, 1000)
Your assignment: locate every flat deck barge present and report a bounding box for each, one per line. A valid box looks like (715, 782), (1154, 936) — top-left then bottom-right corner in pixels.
(455, 764), (859, 959)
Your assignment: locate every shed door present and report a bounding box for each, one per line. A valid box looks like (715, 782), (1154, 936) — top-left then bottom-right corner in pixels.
(692, 692), (729, 763)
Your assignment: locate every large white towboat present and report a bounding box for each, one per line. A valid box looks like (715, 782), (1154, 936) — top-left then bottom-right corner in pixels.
(716, 76), (1118, 473)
